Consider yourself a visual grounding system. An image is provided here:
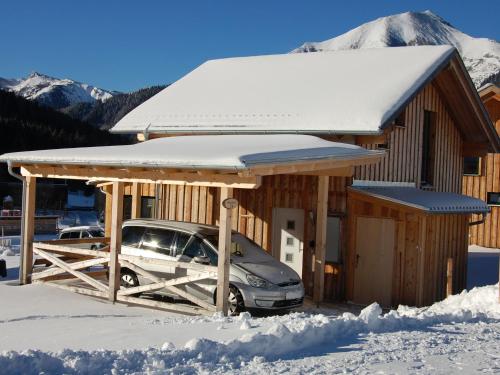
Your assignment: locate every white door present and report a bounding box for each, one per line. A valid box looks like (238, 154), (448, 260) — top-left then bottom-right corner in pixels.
(272, 208), (304, 276)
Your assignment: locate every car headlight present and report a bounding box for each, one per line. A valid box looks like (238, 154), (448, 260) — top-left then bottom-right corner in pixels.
(246, 274), (268, 288)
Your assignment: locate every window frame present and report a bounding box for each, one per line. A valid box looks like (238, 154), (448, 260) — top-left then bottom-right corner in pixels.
(463, 156), (483, 176)
(487, 192), (500, 206)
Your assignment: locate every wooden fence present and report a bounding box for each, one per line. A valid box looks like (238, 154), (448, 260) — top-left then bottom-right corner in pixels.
(31, 238), (217, 315)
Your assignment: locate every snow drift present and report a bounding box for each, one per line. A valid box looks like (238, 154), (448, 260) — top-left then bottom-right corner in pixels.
(0, 284), (498, 374)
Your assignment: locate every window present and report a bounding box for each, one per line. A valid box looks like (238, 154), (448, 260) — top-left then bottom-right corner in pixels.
(285, 253), (294, 262)
(69, 231), (81, 239)
(122, 226), (145, 248)
(88, 229), (105, 238)
(140, 228), (175, 256)
(287, 220), (295, 230)
(394, 109), (406, 127)
(487, 192), (500, 206)
(123, 195), (132, 220)
(464, 157), (482, 176)
(141, 197), (155, 218)
(60, 232), (70, 239)
(421, 110), (436, 186)
(183, 238), (206, 259)
(174, 232), (191, 256)
(326, 217), (341, 263)
(81, 231), (91, 238)
(286, 237), (294, 246)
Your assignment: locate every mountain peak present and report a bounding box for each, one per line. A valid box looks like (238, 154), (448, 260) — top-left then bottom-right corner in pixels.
(0, 72), (116, 109)
(292, 10), (500, 88)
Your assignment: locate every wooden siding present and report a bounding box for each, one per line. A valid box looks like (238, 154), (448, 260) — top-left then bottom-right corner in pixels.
(127, 176), (351, 300)
(463, 97), (500, 247)
(346, 190), (469, 307)
(355, 83), (463, 193)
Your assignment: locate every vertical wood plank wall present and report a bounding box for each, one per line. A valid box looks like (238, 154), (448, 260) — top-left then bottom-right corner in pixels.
(355, 83), (463, 193)
(126, 176), (351, 299)
(463, 98), (500, 248)
(346, 191), (469, 307)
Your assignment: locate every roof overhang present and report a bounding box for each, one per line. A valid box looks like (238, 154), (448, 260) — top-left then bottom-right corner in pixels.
(349, 186), (490, 215)
(1, 135), (384, 189)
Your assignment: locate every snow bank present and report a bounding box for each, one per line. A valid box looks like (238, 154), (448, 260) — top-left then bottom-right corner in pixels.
(1, 284), (499, 374)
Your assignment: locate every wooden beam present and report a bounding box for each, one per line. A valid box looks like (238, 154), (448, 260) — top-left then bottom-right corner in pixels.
(104, 187), (112, 238)
(131, 182), (142, 219)
(292, 166), (354, 177)
(20, 165), (261, 189)
(21, 176), (36, 285)
(31, 257), (109, 281)
(241, 154), (383, 177)
(109, 181), (124, 302)
(355, 134), (388, 145)
(216, 187), (234, 315)
(313, 176), (329, 304)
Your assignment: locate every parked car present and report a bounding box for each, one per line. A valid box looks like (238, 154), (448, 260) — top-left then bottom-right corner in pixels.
(58, 226), (105, 250)
(120, 219), (305, 315)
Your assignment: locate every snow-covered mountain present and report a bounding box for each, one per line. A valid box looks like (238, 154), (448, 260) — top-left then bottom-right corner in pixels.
(0, 72), (117, 109)
(292, 10), (500, 89)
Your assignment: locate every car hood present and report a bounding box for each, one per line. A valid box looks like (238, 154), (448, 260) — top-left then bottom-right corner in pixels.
(234, 260), (300, 285)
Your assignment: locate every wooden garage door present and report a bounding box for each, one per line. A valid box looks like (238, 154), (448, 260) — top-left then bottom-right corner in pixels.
(353, 217), (396, 307)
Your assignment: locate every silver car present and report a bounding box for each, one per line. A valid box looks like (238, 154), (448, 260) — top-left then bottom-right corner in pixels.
(120, 219), (304, 314)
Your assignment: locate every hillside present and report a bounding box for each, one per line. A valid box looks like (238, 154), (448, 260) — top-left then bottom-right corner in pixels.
(61, 85), (165, 130)
(293, 10), (500, 89)
(0, 89), (127, 180)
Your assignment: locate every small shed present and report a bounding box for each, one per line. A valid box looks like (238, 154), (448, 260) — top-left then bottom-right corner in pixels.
(347, 184), (489, 307)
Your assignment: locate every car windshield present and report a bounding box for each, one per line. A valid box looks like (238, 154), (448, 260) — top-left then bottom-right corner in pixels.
(204, 233), (274, 263)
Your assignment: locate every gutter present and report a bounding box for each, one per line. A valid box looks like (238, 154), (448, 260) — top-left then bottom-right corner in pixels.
(7, 161), (26, 285)
(469, 213), (487, 226)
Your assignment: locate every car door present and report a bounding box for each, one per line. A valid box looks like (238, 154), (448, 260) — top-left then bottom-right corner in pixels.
(137, 227), (177, 279)
(179, 236), (216, 302)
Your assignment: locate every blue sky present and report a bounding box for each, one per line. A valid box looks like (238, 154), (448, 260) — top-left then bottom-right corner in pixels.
(1, 1), (499, 92)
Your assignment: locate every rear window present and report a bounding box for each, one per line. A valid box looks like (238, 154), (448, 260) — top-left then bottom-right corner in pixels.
(88, 230), (105, 238)
(122, 226), (145, 248)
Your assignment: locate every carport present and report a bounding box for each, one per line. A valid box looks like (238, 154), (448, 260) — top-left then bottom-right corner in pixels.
(1, 134), (383, 315)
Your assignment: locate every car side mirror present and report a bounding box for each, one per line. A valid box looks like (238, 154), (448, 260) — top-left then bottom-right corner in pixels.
(193, 256), (210, 265)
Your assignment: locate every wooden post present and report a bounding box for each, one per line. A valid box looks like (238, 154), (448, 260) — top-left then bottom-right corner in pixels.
(313, 176), (329, 305)
(131, 182), (141, 219)
(104, 185), (112, 238)
(109, 181), (124, 302)
(216, 187), (234, 315)
(446, 257), (453, 297)
(21, 176), (36, 285)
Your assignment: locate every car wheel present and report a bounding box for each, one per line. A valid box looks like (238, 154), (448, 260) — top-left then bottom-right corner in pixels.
(228, 286), (245, 316)
(120, 270), (140, 292)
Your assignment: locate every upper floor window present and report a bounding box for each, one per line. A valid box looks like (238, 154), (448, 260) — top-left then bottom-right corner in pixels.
(463, 157), (482, 176)
(487, 192), (500, 206)
(421, 110), (436, 187)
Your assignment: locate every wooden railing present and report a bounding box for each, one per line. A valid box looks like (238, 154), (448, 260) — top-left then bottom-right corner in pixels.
(31, 238), (217, 315)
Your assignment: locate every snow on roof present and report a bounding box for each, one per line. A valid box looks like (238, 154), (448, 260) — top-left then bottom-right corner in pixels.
(351, 186), (489, 214)
(0, 135), (383, 171)
(111, 46), (455, 135)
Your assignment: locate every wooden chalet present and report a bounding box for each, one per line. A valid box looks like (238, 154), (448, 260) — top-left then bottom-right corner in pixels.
(2, 46), (499, 313)
(463, 84), (500, 248)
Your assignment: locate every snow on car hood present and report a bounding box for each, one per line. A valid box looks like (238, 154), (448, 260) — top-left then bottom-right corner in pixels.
(234, 260), (300, 285)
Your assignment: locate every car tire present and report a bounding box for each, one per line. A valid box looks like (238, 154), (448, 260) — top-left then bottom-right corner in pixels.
(228, 285), (245, 316)
(120, 270), (140, 296)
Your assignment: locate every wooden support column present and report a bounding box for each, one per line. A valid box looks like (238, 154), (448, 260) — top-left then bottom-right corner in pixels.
(131, 182), (142, 219)
(104, 185), (112, 238)
(21, 176), (36, 285)
(313, 176), (329, 304)
(216, 187), (234, 315)
(108, 181), (124, 302)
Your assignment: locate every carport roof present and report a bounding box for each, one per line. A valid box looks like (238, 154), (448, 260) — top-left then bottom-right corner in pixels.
(0, 134), (383, 171)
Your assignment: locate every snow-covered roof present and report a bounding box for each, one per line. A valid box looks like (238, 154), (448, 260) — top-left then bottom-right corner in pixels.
(0, 135), (383, 171)
(111, 46), (455, 135)
(351, 186), (489, 214)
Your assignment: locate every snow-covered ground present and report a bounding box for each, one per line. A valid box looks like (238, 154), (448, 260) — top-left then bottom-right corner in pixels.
(0, 245), (499, 374)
